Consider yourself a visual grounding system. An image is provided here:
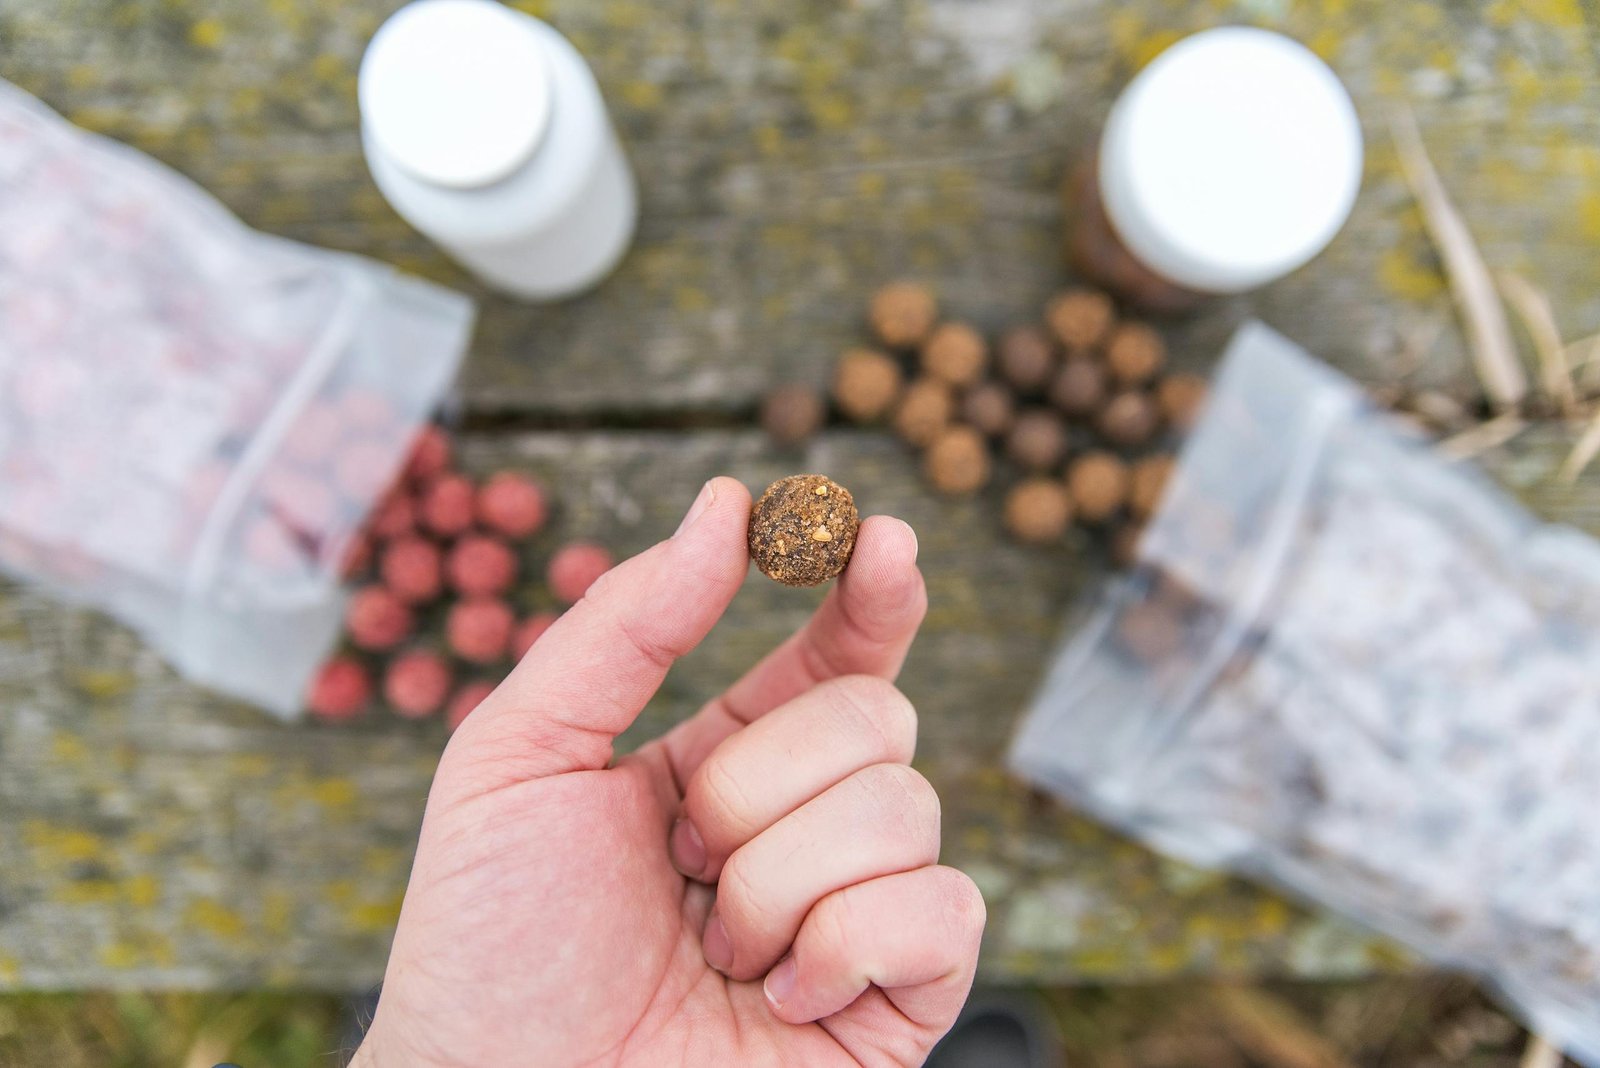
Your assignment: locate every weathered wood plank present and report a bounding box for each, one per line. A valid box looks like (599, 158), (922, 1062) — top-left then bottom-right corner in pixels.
(3, 423), (1595, 990)
(2, 0), (1596, 416)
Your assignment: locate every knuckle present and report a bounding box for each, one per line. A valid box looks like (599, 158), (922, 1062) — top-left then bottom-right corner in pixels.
(939, 868), (988, 938)
(858, 763), (941, 847)
(812, 889), (857, 952)
(714, 850), (773, 935)
(825, 675), (918, 763)
(690, 755), (760, 842)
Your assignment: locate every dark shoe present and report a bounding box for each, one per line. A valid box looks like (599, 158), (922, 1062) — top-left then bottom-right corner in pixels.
(925, 988), (1065, 1068)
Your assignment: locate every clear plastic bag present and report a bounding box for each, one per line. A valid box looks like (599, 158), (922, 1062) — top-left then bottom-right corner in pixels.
(0, 78), (475, 716)
(1012, 322), (1600, 1064)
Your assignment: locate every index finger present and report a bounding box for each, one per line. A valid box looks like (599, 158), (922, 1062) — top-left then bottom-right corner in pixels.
(660, 515), (927, 785)
(448, 477), (753, 790)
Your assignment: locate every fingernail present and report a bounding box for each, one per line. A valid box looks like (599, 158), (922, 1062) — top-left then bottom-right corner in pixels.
(764, 954), (797, 1009)
(668, 818), (706, 879)
(674, 480), (716, 538)
(702, 912), (733, 973)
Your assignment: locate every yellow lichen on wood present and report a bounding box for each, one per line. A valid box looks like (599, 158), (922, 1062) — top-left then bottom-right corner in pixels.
(124, 874), (160, 908)
(263, 891), (293, 936)
(346, 894), (404, 932)
(188, 18), (224, 49)
(308, 778), (356, 810)
(23, 822), (104, 863)
(50, 733), (87, 763)
(185, 899), (246, 942)
(61, 880), (119, 905)
(620, 80), (663, 110)
(1379, 244), (1446, 302)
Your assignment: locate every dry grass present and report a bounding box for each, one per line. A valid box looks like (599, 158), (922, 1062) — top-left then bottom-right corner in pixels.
(1038, 977), (1563, 1068)
(0, 979), (1564, 1067)
(0, 992), (350, 1067)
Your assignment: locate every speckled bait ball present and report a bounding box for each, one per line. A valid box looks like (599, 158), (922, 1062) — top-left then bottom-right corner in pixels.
(748, 475), (860, 587)
(869, 281), (938, 348)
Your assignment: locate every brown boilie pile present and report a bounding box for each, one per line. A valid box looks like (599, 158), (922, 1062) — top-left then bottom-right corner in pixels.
(835, 282), (1207, 558)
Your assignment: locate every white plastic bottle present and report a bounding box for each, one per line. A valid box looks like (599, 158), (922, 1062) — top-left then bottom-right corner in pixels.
(1068, 27), (1363, 310)
(358, 0), (638, 301)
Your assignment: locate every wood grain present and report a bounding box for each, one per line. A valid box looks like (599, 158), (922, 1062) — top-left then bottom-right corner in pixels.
(1, 0), (1597, 989)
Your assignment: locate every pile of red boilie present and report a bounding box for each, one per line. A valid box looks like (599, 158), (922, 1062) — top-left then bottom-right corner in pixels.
(306, 425), (613, 730)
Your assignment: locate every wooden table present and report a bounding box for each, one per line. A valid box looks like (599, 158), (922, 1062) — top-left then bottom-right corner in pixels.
(2, 0), (1597, 990)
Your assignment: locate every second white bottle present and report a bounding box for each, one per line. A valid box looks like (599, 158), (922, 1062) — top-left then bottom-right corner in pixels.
(359, 0), (639, 301)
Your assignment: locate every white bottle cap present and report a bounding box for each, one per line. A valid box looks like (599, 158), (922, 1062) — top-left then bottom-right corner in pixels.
(359, 0), (552, 190)
(1098, 27), (1363, 294)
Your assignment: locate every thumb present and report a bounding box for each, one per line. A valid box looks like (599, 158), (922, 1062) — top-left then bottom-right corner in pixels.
(450, 476), (752, 786)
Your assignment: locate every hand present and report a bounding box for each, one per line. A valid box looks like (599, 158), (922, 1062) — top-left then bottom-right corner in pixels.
(353, 477), (984, 1067)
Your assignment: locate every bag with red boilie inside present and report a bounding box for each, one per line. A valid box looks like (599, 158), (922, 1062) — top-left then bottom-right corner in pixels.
(1012, 322), (1600, 1066)
(0, 79), (474, 716)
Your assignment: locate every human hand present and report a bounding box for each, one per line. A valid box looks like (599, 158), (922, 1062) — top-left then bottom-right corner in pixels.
(353, 477), (984, 1067)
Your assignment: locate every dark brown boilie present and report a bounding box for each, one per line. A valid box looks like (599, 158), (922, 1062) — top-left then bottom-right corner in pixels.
(1004, 479), (1073, 544)
(833, 347), (903, 423)
(1006, 410), (1069, 471)
(925, 426), (991, 496)
(921, 322), (988, 388)
(869, 281), (938, 349)
(748, 475), (860, 587)
(1045, 289), (1115, 350)
(1098, 390), (1161, 447)
(1104, 323), (1166, 386)
(1049, 357), (1107, 418)
(761, 384), (825, 446)
(996, 325), (1056, 392)
(962, 381), (1016, 438)
(893, 378), (955, 447)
